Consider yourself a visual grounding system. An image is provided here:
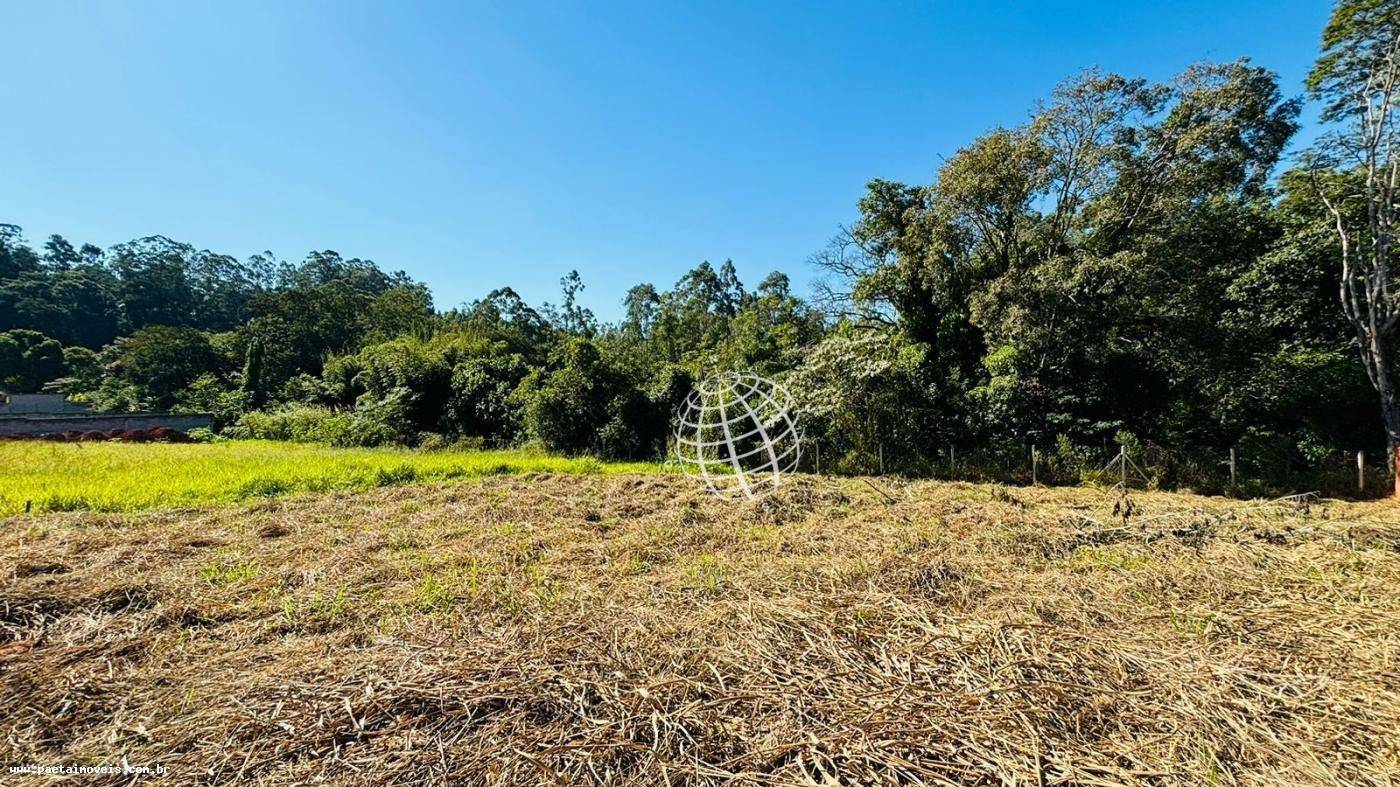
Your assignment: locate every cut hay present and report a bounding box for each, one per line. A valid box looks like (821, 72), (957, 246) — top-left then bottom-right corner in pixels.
(3, 475), (1398, 784)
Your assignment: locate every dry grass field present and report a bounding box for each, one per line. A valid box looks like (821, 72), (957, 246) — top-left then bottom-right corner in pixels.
(3, 473), (1399, 785)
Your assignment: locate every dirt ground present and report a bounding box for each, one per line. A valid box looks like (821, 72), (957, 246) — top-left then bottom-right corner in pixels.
(3, 474), (1398, 785)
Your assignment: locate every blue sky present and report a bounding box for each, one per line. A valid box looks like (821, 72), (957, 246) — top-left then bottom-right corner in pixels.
(3, 0), (1328, 320)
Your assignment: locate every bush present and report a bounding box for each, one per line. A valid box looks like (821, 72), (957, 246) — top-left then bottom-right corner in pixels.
(229, 405), (396, 447)
(353, 337), (452, 430)
(445, 355), (527, 445)
(523, 339), (666, 460)
(788, 328), (933, 473)
(175, 374), (252, 429)
(451, 436), (487, 451)
(417, 433), (450, 451)
(279, 373), (330, 407)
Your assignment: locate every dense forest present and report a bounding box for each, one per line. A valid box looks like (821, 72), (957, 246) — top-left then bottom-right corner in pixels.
(4, 2), (1397, 493)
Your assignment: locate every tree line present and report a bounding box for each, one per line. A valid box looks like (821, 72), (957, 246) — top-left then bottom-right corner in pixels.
(2, 1), (1396, 494)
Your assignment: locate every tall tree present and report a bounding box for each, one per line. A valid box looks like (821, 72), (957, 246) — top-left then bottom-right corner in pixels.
(621, 283), (660, 338)
(241, 336), (268, 407)
(0, 224), (40, 279)
(106, 236), (199, 330)
(546, 270), (598, 337)
(1307, 0), (1400, 492)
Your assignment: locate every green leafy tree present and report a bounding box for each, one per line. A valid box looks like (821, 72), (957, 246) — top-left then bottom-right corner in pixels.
(709, 272), (824, 376)
(55, 346), (103, 393)
(0, 330), (66, 392)
(812, 60), (1303, 467)
(524, 339), (664, 459)
(446, 354), (529, 444)
(106, 236), (199, 330)
(0, 224), (40, 279)
(112, 326), (220, 409)
(450, 287), (554, 361)
(239, 253), (425, 385)
(789, 327), (934, 473)
(544, 270), (598, 337)
(0, 263), (120, 348)
(177, 373), (252, 428)
(241, 336), (268, 407)
(621, 283), (660, 338)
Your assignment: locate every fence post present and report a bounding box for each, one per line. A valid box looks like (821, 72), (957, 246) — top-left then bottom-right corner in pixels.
(815, 442), (820, 475)
(949, 445), (955, 475)
(1031, 444), (1038, 485)
(878, 443), (884, 475)
(1119, 444), (1127, 488)
(1358, 450), (1365, 493)
(1229, 447), (1237, 488)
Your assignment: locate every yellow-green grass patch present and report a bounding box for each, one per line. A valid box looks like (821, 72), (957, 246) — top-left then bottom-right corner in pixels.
(0, 439), (660, 514)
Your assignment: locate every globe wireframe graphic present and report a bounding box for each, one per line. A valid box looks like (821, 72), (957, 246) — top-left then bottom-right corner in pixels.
(674, 372), (802, 499)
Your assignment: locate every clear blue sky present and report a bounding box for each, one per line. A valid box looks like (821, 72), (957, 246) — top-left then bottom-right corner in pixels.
(3, 0), (1329, 320)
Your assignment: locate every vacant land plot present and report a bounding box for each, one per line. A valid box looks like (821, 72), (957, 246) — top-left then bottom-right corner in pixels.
(3, 474), (1398, 784)
(0, 441), (657, 515)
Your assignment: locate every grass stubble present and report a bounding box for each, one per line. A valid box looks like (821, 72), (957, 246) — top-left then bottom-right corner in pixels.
(2, 473), (1398, 785)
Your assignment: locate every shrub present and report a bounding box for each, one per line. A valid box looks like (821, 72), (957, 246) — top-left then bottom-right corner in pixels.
(175, 374), (252, 429)
(523, 339), (665, 460)
(279, 373), (330, 407)
(417, 433), (450, 451)
(229, 405), (396, 447)
(445, 355), (527, 445)
(353, 337), (452, 430)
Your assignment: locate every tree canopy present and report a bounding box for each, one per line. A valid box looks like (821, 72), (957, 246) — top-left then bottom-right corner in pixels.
(0, 25), (1389, 493)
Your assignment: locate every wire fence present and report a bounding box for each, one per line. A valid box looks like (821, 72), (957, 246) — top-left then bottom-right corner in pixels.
(790, 440), (1395, 501)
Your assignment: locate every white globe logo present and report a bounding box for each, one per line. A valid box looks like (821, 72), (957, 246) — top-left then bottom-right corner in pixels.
(675, 372), (802, 499)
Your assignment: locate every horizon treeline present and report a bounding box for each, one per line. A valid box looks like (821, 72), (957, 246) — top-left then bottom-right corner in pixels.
(0, 45), (1387, 492)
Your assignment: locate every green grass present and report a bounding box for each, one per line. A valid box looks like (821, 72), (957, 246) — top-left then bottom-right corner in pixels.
(197, 559), (262, 585)
(0, 440), (660, 515)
